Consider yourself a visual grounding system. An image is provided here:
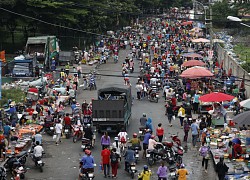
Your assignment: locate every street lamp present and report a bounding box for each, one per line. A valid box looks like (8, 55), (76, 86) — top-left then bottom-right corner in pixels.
(227, 16), (250, 28)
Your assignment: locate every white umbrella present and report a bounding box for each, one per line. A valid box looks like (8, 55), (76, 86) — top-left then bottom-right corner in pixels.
(240, 99), (250, 109)
(212, 39), (225, 43)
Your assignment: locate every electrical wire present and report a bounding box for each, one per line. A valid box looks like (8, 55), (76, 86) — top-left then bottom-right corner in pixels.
(0, 7), (110, 37)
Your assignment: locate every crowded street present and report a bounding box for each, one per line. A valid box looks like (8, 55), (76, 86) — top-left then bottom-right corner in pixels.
(0, 6), (250, 180)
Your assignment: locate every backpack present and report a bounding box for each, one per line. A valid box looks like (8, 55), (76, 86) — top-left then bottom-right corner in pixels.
(110, 153), (118, 163)
(184, 124), (190, 132)
(200, 146), (208, 157)
(0, 135), (5, 144)
(120, 136), (126, 143)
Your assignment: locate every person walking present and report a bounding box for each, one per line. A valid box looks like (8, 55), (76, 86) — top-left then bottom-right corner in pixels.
(183, 120), (190, 142)
(165, 103), (174, 127)
(176, 164), (189, 180)
(101, 132), (111, 150)
(178, 105), (186, 128)
(101, 146), (111, 178)
(157, 162), (168, 180)
(216, 157), (229, 180)
(190, 119), (199, 148)
(135, 82), (143, 100)
(55, 120), (63, 145)
(199, 145), (210, 173)
(156, 123), (164, 142)
(110, 148), (120, 178)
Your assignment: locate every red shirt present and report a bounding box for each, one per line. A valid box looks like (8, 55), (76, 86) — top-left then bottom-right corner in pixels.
(101, 149), (111, 164)
(156, 127), (164, 136)
(64, 116), (71, 125)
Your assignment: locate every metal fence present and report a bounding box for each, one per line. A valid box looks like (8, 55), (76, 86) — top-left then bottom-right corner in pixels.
(216, 45), (250, 98)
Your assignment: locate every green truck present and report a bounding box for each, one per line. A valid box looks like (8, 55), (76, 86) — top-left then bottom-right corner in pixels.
(25, 36), (59, 70)
(92, 85), (132, 133)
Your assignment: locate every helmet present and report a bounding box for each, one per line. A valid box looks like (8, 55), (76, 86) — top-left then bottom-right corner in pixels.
(151, 135), (155, 139)
(180, 163), (185, 168)
(114, 137), (119, 141)
(85, 149), (91, 155)
(143, 113), (146, 117)
(143, 165), (148, 170)
(87, 124), (91, 127)
(76, 103), (80, 107)
(146, 129), (152, 133)
(133, 133), (137, 138)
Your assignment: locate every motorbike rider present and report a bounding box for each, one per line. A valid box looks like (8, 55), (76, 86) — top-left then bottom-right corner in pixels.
(83, 124), (94, 146)
(143, 129), (152, 158)
(138, 165), (152, 180)
(118, 128), (128, 144)
(112, 137), (121, 156)
(64, 113), (71, 130)
(129, 133), (141, 151)
(89, 74), (96, 88)
(33, 141), (44, 161)
(79, 149), (95, 180)
(140, 113), (147, 129)
(34, 131), (42, 145)
(123, 146), (136, 172)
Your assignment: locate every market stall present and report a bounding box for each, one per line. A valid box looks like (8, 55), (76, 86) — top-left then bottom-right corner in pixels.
(199, 92), (235, 126)
(208, 128), (250, 179)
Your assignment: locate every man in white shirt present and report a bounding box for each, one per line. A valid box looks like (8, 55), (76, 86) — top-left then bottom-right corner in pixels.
(118, 129), (128, 143)
(34, 141), (44, 158)
(55, 120), (63, 145)
(148, 135), (158, 150)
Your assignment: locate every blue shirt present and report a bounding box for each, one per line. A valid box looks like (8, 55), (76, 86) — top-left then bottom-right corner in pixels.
(191, 123), (199, 135)
(81, 155), (94, 169)
(124, 149), (135, 163)
(34, 134), (42, 145)
(143, 133), (151, 144)
(193, 94), (200, 103)
(3, 125), (11, 136)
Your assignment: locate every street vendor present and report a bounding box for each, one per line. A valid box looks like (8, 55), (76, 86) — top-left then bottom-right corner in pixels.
(233, 140), (243, 158)
(222, 123), (231, 135)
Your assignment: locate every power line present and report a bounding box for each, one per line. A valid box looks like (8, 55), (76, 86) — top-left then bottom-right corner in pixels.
(0, 7), (110, 37)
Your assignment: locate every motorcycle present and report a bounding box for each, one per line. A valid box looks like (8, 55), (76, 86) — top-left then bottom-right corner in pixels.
(4, 151), (27, 179)
(126, 163), (137, 179)
(146, 143), (168, 166)
(44, 122), (54, 136)
(72, 125), (83, 143)
(12, 166), (27, 179)
(0, 167), (6, 180)
(64, 125), (71, 139)
(29, 150), (45, 172)
(130, 146), (140, 163)
(81, 137), (92, 151)
(138, 127), (147, 141)
(149, 91), (159, 103)
(89, 81), (96, 91)
(79, 163), (96, 180)
(129, 67), (134, 73)
(168, 164), (177, 180)
(114, 55), (118, 63)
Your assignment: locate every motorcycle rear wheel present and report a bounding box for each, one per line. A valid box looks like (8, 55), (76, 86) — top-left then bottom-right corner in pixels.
(147, 157), (154, 166)
(40, 166), (43, 172)
(130, 172), (134, 179)
(73, 136), (77, 143)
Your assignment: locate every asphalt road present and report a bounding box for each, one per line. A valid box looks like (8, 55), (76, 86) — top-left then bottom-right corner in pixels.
(24, 47), (218, 180)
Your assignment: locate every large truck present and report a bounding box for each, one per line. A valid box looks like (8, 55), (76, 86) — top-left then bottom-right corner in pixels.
(92, 85), (132, 133)
(25, 36), (59, 70)
(11, 55), (36, 77)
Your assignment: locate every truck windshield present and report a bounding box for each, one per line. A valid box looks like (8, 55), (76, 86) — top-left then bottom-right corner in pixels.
(14, 63), (29, 69)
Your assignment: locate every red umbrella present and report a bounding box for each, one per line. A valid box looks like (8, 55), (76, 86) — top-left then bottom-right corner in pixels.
(180, 66), (214, 78)
(199, 92), (235, 102)
(182, 60), (206, 67)
(181, 21), (193, 26)
(28, 88), (38, 94)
